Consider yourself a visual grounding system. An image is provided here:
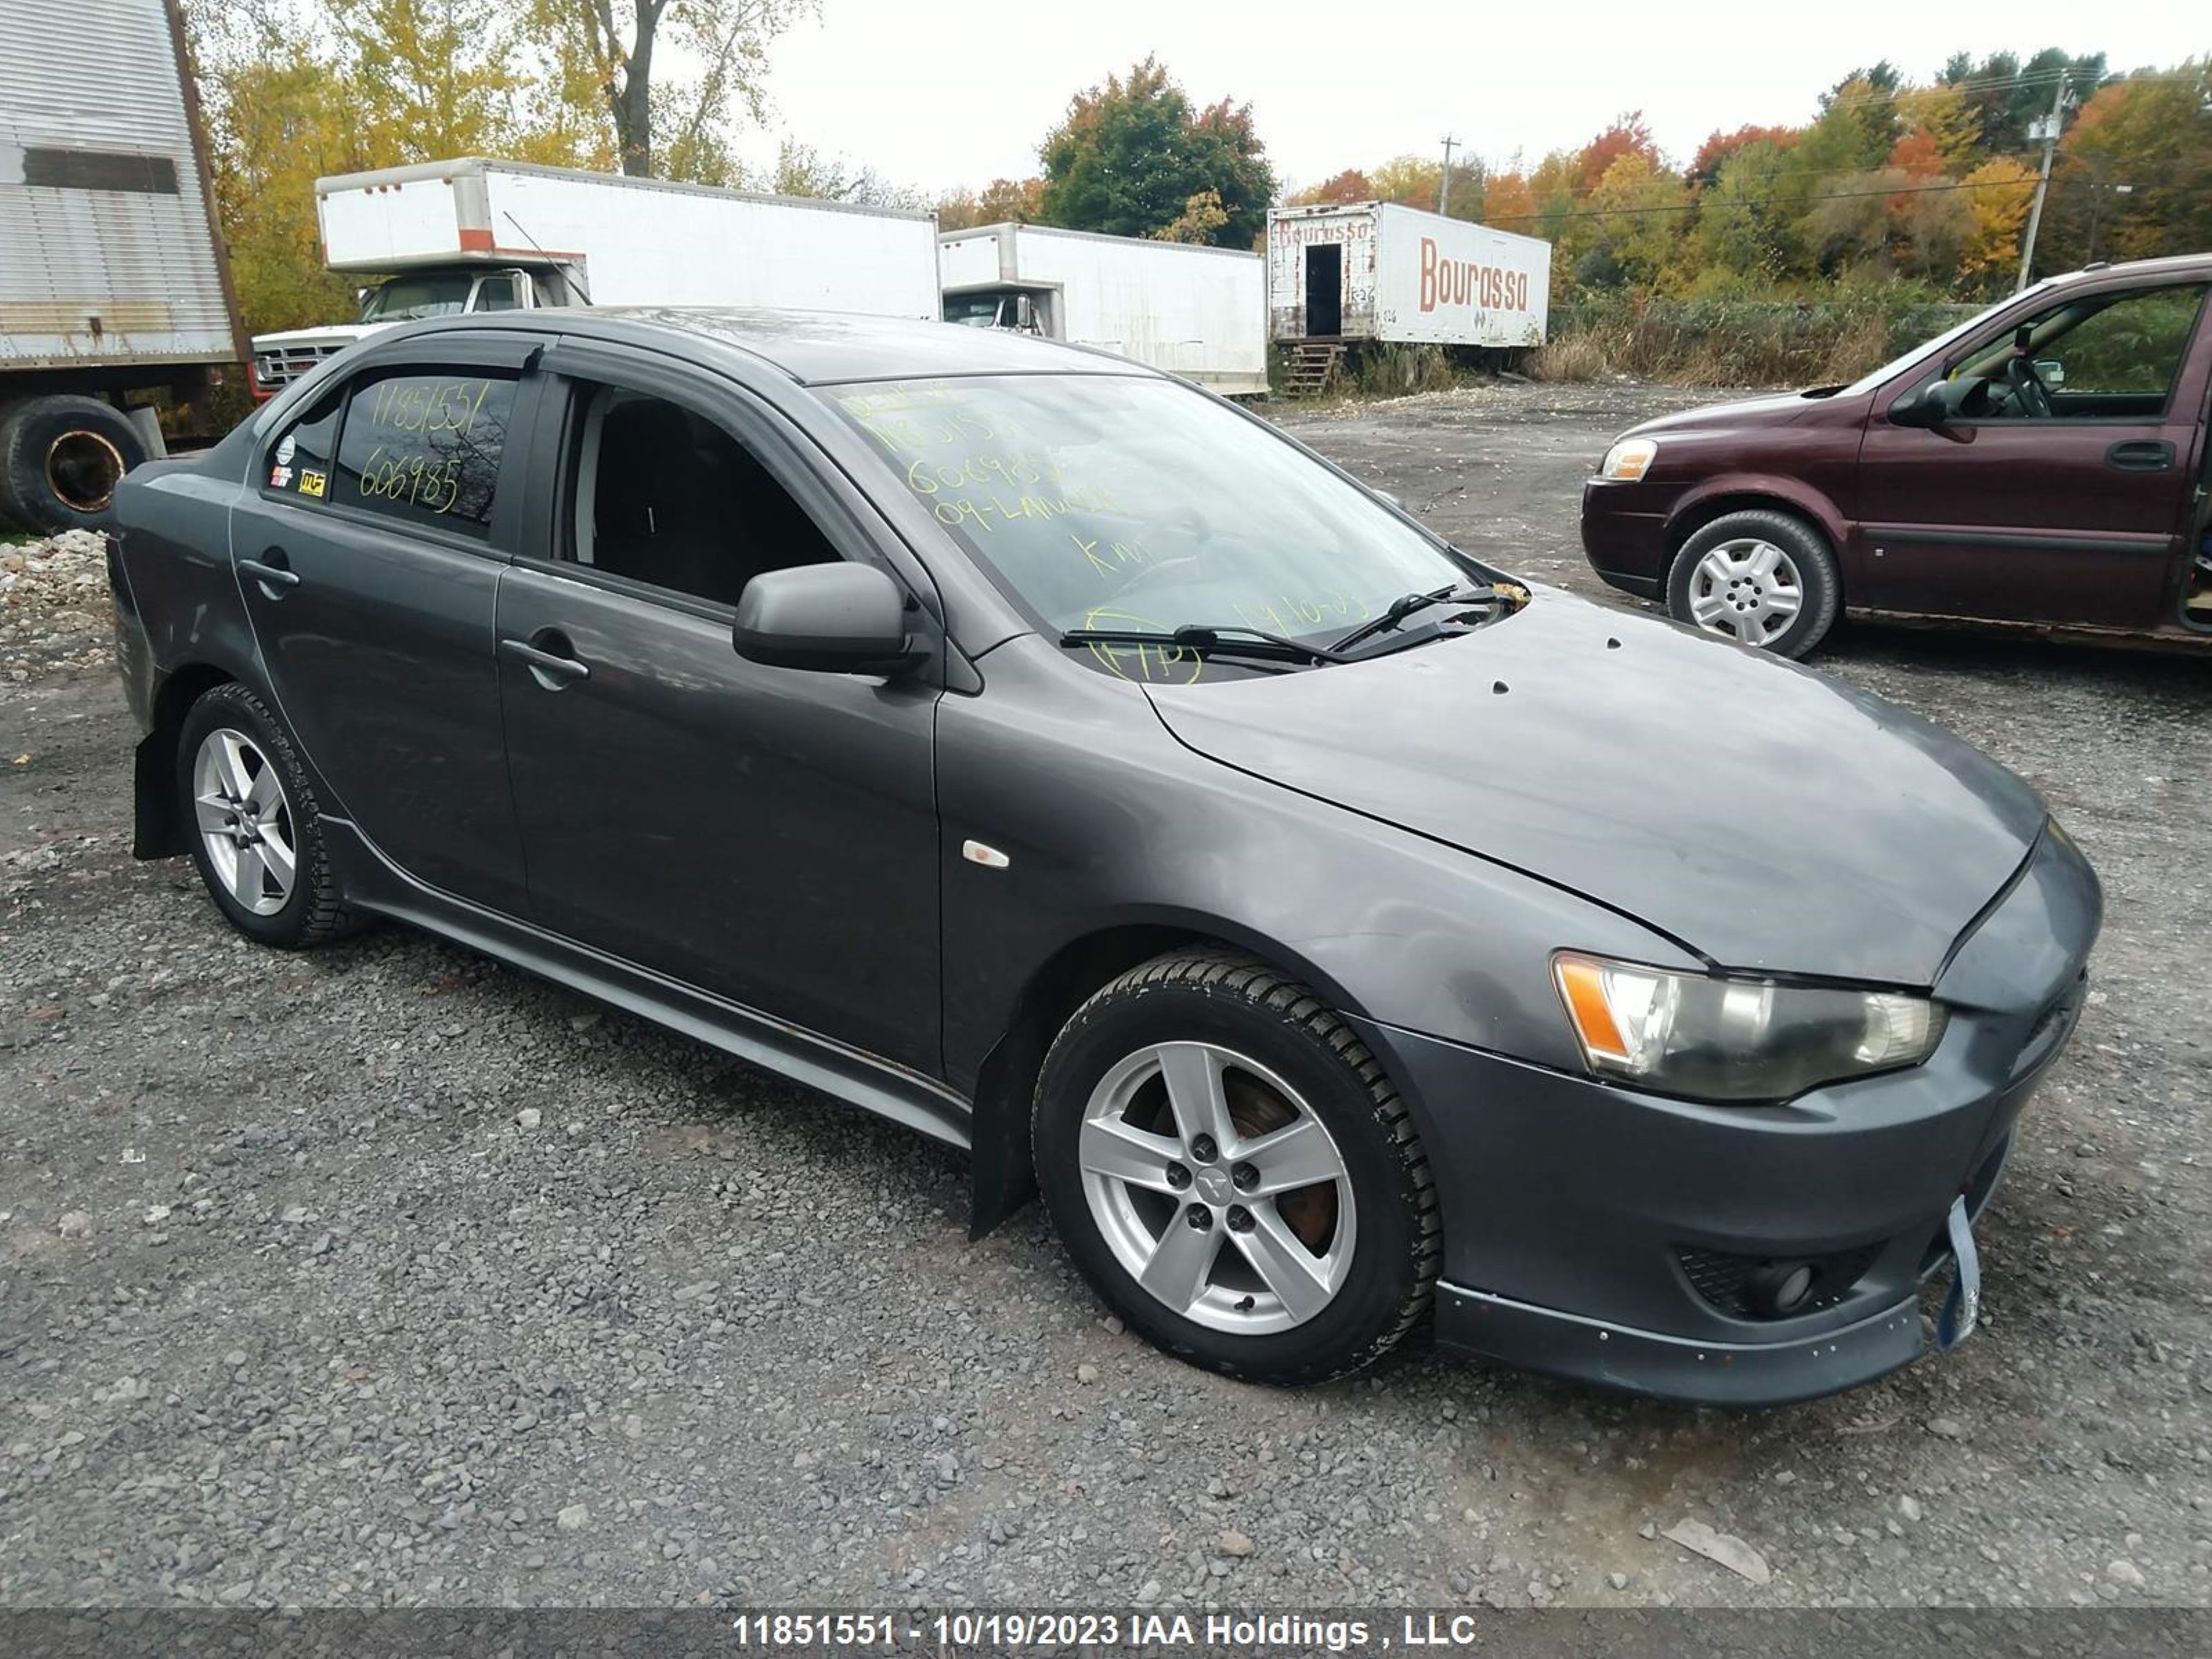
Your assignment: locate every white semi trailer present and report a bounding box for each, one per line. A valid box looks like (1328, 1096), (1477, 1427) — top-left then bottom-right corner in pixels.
(250, 158), (944, 397)
(1267, 201), (1552, 349)
(938, 223), (1267, 395)
(0, 0), (248, 532)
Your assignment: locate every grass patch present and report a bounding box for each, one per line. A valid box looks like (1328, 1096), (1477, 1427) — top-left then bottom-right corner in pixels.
(1533, 291), (1976, 388)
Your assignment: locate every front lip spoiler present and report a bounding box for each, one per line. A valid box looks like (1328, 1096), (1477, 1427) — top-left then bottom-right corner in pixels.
(1434, 1282), (1924, 1408)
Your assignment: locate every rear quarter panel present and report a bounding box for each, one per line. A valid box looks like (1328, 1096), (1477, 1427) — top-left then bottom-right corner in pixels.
(113, 450), (259, 713)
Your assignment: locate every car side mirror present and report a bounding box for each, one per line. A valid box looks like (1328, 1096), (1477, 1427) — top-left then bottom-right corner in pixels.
(1890, 379), (1966, 429)
(733, 563), (922, 675)
(2033, 357), (2065, 390)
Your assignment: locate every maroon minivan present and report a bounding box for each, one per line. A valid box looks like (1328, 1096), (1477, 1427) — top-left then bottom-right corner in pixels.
(1581, 254), (2212, 656)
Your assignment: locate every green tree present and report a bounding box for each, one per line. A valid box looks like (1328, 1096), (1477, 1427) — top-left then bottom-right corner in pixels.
(1038, 57), (1275, 247)
(766, 140), (923, 208)
(2044, 64), (2212, 265)
(529, 0), (814, 178)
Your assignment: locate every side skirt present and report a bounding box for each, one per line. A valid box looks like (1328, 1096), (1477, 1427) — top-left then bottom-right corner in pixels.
(321, 818), (974, 1152)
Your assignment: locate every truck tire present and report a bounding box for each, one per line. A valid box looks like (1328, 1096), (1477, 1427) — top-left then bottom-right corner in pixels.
(0, 398), (24, 533)
(0, 394), (149, 536)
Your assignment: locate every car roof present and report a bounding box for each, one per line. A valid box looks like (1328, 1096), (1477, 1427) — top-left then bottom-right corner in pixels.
(2054, 252), (2212, 285)
(398, 306), (1159, 386)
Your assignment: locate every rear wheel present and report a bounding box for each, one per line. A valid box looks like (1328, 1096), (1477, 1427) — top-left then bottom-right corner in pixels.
(0, 394), (147, 534)
(1033, 950), (1439, 1384)
(1665, 508), (1840, 658)
(176, 683), (356, 948)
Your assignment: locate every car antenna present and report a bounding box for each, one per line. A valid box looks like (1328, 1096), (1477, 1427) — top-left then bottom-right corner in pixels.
(500, 212), (591, 306)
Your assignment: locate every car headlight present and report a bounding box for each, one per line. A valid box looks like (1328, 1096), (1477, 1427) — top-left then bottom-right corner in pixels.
(1552, 952), (1947, 1102)
(1597, 437), (1658, 481)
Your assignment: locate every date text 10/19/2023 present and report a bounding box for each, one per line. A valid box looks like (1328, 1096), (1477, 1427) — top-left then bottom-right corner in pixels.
(731, 1611), (1501, 1651)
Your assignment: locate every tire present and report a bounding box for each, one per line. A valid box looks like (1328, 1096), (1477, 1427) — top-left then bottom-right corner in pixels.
(1665, 508), (1840, 659)
(0, 398), (26, 534)
(176, 682), (357, 949)
(0, 394), (148, 535)
(1033, 950), (1440, 1385)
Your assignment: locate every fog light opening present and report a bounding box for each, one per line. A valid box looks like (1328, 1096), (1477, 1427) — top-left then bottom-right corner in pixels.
(1744, 1259), (1819, 1318)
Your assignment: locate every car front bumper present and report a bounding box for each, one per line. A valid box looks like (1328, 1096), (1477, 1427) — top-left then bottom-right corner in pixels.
(1579, 478), (1678, 599)
(1355, 825), (2100, 1406)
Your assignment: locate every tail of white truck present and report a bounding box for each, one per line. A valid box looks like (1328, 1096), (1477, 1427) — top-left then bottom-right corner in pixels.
(252, 158), (944, 397)
(939, 223), (1268, 395)
(0, 0), (247, 531)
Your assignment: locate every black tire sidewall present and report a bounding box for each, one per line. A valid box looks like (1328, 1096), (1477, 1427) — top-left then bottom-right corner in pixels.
(175, 684), (323, 948)
(1035, 971), (1426, 1383)
(1666, 509), (1840, 659)
(0, 395), (147, 535)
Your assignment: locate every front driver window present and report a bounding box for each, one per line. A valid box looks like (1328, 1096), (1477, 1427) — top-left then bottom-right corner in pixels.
(1951, 283), (2208, 420)
(565, 386), (840, 608)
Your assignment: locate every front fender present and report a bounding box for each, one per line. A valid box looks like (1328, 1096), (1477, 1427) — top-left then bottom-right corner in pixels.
(1667, 473), (1853, 561)
(939, 638), (1696, 1236)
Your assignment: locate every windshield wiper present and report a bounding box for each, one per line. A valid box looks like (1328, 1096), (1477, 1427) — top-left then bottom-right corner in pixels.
(1058, 624), (1348, 665)
(1326, 583), (1502, 657)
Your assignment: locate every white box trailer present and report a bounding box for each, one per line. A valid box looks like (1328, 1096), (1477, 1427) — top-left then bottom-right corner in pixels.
(939, 223), (1267, 395)
(1268, 202), (1550, 348)
(252, 157), (942, 395)
(0, 0), (247, 531)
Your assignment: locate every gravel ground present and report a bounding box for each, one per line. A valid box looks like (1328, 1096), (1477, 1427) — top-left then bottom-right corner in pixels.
(3, 383), (2209, 1614)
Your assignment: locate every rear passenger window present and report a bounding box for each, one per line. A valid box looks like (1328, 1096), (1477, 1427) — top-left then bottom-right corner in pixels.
(332, 371), (519, 534)
(263, 390), (341, 500)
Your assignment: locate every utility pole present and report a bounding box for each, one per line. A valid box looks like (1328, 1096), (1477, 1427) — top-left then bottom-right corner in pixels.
(2016, 70), (2069, 292)
(1438, 135), (1458, 216)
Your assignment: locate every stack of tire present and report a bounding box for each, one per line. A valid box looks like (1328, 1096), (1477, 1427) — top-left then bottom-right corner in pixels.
(0, 395), (147, 536)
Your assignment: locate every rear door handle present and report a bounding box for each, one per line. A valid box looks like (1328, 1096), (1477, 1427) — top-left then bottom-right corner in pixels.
(237, 556), (299, 594)
(2106, 440), (2175, 472)
(499, 635), (590, 687)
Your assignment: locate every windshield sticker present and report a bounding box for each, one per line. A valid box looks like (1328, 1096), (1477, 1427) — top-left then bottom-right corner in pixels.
(297, 469), (328, 499)
(275, 434), (297, 466)
(269, 465), (292, 489)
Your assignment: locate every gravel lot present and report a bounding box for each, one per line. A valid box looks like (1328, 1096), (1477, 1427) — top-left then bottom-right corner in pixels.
(3, 382), (2209, 1615)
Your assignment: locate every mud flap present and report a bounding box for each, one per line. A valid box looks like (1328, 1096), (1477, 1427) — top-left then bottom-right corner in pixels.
(1936, 1195), (1982, 1351)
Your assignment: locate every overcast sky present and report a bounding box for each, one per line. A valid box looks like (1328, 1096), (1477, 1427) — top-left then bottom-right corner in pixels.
(731, 2), (2198, 195)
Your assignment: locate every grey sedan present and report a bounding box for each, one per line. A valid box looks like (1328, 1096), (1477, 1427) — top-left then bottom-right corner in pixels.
(106, 309), (2099, 1403)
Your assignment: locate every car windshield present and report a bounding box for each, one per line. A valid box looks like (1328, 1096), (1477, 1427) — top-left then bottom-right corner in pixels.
(359, 274), (476, 324)
(1837, 283), (2054, 396)
(825, 375), (1475, 649)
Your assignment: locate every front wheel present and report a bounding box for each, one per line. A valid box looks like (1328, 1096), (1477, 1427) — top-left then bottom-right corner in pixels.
(1665, 509), (1840, 658)
(1033, 951), (1439, 1385)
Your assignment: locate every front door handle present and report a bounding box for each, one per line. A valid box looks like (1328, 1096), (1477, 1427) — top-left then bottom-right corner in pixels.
(238, 556), (299, 596)
(499, 634), (590, 688)
(2106, 440), (2175, 472)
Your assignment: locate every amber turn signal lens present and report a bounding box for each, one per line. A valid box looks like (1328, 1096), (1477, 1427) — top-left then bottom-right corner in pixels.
(1554, 954), (1632, 1062)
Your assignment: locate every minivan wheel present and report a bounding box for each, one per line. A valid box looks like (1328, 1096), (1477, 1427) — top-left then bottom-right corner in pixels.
(176, 683), (356, 948)
(1666, 509), (1840, 658)
(1033, 950), (1439, 1385)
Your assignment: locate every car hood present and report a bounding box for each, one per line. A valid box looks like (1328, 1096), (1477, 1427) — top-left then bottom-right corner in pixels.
(1142, 592), (2047, 987)
(1627, 389), (1853, 437)
(249, 323), (388, 351)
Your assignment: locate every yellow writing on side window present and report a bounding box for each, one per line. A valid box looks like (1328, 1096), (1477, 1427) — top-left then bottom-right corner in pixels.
(367, 377), (494, 440)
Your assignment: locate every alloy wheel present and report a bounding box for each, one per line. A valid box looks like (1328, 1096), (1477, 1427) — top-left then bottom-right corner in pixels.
(192, 727), (297, 916)
(1078, 1042), (1356, 1334)
(1685, 537), (1803, 647)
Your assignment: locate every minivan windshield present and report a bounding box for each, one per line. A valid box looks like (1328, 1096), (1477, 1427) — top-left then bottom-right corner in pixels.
(1837, 282), (2054, 396)
(359, 274), (476, 324)
(826, 375), (1477, 650)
